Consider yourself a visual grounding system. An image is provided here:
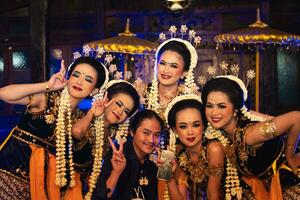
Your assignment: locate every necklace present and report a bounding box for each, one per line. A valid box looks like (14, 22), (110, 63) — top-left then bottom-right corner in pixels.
(139, 170), (149, 186)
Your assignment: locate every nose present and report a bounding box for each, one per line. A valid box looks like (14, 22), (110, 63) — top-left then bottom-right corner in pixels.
(162, 64), (170, 73)
(77, 76), (84, 85)
(212, 107), (218, 116)
(116, 106), (124, 115)
(187, 125), (193, 135)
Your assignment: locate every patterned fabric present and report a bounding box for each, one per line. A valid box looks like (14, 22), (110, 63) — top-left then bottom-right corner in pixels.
(0, 170), (30, 200)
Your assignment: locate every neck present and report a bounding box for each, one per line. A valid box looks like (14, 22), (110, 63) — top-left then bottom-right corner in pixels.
(186, 142), (202, 155)
(69, 97), (81, 110)
(158, 82), (178, 92)
(187, 143), (202, 163)
(223, 118), (238, 135)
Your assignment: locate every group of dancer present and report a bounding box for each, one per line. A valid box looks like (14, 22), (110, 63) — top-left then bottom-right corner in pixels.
(0, 36), (299, 200)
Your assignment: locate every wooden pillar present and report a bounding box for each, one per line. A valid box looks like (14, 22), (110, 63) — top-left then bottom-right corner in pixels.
(30, 0), (48, 82)
(95, 0), (105, 39)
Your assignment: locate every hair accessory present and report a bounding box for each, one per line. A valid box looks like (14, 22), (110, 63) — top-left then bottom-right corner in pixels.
(164, 94), (202, 152)
(215, 75), (265, 121)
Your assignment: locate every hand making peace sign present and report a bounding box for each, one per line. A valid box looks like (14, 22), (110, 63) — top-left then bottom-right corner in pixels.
(91, 92), (115, 118)
(108, 137), (126, 175)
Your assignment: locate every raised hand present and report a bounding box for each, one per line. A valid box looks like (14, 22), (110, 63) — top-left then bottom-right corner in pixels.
(108, 137), (126, 175)
(156, 147), (177, 174)
(91, 92), (115, 118)
(47, 60), (67, 91)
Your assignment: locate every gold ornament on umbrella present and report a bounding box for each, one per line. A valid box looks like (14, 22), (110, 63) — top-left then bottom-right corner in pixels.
(214, 8), (300, 111)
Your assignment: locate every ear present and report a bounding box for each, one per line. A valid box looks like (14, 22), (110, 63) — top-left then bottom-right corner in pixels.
(181, 72), (187, 79)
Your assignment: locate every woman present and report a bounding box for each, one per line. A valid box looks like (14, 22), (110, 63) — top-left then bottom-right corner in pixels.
(202, 75), (300, 199)
(143, 38), (198, 122)
(0, 57), (108, 200)
(71, 80), (140, 200)
(91, 109), (164, 200)
(163, 94), (225, 200)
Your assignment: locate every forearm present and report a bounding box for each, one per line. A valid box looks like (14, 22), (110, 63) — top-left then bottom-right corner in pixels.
(106, 170), (121, 198)
(207, 183), (221, 200)
(0, 82), (48, 102)
(167, 179), (185, 200)
(72, 110), (94, 139)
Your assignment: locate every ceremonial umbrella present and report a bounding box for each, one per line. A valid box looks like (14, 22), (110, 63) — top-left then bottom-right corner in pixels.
(84, 18), (158, 79)
(214, 9), (300, 111)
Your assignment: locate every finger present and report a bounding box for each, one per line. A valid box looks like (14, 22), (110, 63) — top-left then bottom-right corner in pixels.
(119, 139), (124, 153)
(105, 98), (115, 108)
(156, 147), (161, 159)
(108, 137), (117, 152)
(60, 60), (66, 74)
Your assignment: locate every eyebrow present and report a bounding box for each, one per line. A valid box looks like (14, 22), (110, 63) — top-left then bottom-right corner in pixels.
(160, 60), (178, 66)
(74, 70), (95, 80)
(143, 128), (160, 133)
(178, 120), (201, 124)
(207, 101), (226, 105)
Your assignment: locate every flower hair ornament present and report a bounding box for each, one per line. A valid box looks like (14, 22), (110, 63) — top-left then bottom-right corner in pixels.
(147, 37), (198, 114)
(164, 94), (202, 153)
(216, 75), (266, 122)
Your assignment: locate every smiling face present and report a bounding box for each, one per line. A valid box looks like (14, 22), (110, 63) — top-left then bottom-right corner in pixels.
(174, 108), (204, 151)
(104, 93), (134, 126)
(132, 118), (161, 159)
(157, 50), (185, 87)
(67, 63), (98, 100)
(205, 91), (236, 133)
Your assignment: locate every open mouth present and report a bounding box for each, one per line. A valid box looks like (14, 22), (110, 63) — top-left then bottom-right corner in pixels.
(161, 74), (171, 79)
(187, 137), (196, 142)
(72, 85), (83, 91)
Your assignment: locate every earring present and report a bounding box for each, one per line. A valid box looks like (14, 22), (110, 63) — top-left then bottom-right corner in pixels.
(233, 112), (237, 117)
(90, 92), (93, 97)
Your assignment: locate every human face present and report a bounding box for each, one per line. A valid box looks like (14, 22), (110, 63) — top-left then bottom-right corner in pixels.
(157, 50), (185, 87)
(104, 93), (134, 125)
(67, 63), (98, 100)
(174, 108), (204, 151)
(132, 118), (161, 159)
(205, 91), (236, 133)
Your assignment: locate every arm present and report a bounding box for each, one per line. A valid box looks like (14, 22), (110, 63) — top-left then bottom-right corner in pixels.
(167, 171), (187, 200)
(72, 95), (113, 140)
(207, 141), (225, 200)
(0, 60), (67, 105)
(245, 111), (300, 173)
(245, 111), (300, 146)
(106, 138), (126, 198)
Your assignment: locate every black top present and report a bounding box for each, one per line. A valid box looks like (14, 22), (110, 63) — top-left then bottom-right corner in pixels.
(92, 137), (158, 200)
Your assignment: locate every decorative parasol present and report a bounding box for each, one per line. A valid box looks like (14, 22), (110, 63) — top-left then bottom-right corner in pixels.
(84, 18), (158, 80)
(214, 8), (300, 111)
(85, 18), (158, 55)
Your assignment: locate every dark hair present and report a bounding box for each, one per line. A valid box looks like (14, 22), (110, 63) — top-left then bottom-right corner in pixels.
(129, 109), (164, 135)
(107, 82), (140, 117)
(201, 78), (244, 110)
(67, 57), (106, 88)
(167, 99), (207, 129)
(157, 41), (191, 71)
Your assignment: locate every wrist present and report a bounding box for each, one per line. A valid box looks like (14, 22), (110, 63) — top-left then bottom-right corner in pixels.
(45, 82), (50, 91)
